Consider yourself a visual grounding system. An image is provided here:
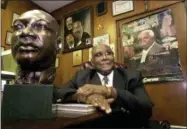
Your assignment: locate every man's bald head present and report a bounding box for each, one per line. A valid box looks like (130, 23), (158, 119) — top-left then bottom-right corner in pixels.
(91, 44), (113, 57)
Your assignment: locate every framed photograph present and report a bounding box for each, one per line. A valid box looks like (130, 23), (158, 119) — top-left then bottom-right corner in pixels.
(73, 50), (82, 66)
(55, 57), (60, 68)
(62, 6), (93, 53)
(1, 46), (5, 52)
(1, 0), (8, 9)
(112, 0), (134, 16)
(117, 9), (183, 83)
(12, 13), (20, 26)
(93, 34), (110, 46)
(96, 1), (107, 16)
(5, 31), (13, 45)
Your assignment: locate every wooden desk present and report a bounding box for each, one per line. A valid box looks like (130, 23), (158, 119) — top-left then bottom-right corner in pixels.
(2, 112), (103, 129)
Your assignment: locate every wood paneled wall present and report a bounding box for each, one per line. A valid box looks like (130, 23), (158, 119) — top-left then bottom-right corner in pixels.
(52, 0), (187, 126)
(1, 1), (42, 50)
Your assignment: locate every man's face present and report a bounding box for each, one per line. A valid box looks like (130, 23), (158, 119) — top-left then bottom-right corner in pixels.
(66, 17), (73, 30)
(91, 44), (114, 75)
(73, 21), (83, 40)
(138, 32), (153, 50)
(163, 14), (172, 26)
(11, 10), (58, 70)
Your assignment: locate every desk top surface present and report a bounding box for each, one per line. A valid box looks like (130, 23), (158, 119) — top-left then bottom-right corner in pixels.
(2, 112), (103, 129)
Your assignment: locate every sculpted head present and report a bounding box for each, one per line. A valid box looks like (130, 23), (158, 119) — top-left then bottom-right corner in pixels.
(11, 10), (60, 71)
(91, 44), (114, 75)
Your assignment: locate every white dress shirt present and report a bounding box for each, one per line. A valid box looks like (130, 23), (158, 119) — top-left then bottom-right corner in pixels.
(97, 71), (114, 87)
(140, 42), (155, 63)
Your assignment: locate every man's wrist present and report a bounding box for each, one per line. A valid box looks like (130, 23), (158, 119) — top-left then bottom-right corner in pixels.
(111, 87), (117, 99)
(106, 87), (117, 99)
(104, 86), (113, 98)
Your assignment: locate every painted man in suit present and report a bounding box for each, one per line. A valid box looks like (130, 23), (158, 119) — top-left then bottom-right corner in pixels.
(54, 44), (153, 128)
(137, 29), (166, 71)
(11, 10), (61, 84)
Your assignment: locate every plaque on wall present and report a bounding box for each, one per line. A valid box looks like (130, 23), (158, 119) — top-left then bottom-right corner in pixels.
(96, 1), (107, 16)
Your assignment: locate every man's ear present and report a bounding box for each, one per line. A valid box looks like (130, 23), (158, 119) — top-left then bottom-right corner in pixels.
(56, 36), (63, 54)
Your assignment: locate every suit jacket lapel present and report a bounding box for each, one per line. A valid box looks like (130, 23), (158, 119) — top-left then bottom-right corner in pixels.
(113, 69), (127, 89)
(89, 71), (102, 85)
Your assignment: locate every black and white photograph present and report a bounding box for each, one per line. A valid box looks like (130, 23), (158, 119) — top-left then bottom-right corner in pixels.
(63, 7), (93, 53)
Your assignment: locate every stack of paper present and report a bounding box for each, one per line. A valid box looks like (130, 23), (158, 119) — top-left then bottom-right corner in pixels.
(52, 104), (96, 118)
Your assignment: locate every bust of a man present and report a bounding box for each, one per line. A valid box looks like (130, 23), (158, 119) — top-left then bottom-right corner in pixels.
(11, 10), (61, 84)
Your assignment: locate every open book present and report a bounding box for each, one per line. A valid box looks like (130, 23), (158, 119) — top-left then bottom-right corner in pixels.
(52, 104), (96, 118)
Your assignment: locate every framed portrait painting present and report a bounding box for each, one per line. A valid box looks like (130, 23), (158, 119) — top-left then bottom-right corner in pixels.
(62, 6), (93, 53)
(117, 9), (183, 83)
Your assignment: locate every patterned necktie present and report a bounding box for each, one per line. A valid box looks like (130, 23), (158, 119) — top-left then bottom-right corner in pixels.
(103, 76), (109, 85)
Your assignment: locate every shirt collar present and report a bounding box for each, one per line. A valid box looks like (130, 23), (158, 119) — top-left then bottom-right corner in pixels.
(97, 70), (114, 80)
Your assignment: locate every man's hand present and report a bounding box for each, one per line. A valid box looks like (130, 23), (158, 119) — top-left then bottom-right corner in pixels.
(85, 94), (113, 114)
(77, 84), (111, 98)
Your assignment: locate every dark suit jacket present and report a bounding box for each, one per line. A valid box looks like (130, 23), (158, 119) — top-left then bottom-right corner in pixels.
(54, 68), (153, 127)
(74, 32), (91, 47)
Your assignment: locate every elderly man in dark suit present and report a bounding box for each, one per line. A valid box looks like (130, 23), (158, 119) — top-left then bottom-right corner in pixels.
(54, 44), (153, 128)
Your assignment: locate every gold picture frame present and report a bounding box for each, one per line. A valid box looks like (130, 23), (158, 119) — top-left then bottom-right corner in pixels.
(73, 50), (82, 66)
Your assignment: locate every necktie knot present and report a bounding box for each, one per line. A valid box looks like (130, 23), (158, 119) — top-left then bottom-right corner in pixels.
(103, 76), (109, 85)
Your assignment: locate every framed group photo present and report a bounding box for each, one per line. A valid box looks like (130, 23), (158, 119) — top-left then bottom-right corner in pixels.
(117, 9), (183, 83)
(62, 6), (93, 53)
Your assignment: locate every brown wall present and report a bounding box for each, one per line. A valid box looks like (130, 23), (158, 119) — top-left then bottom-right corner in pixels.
(1, 1), (42, 50)
(52, 0), (187, 126)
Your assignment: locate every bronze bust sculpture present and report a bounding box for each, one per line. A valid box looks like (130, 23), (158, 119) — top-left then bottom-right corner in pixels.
(11, 10), (61, 84)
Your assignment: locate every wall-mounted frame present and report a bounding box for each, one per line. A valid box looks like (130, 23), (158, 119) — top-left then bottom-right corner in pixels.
(1, 46), (5, 52)
(96, 0), (107, 16)
(93, 34), (110, 46)
(116, 9), (183, 83)
(12, 13), (20, 26)
(112, 0), (134, 16)
(62, 6), (93, 53)
(5, 31), (12, 45)
(55, 57), (60, 68)
(73, 50), (82, 66)
(1, 0), (8, 9)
